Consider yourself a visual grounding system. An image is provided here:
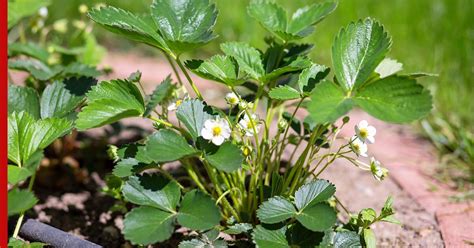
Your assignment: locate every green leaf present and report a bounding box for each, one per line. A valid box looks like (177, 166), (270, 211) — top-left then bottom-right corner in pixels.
(122, 174), (181, 212)
(224, 223), (253, 235)
(63, 76), (98, 96)
(205, 141), (243, 172)
(332, 18), (392, 91)
(296, 203), (336, 232)
(251, 225), (289, 248)
(374, 58), (403, 78)
(123, 206), (175, 245)
(268, 85), (301, 100)
(8, 85), (40, 120)
(286, 223), (325, 248)
(9, 59), (62, 81)
(144, 129), (197, 163)
(177, 190), (221, 230)
(80, 32), (107, 66)
(363, 229), (376, 248)
(8, 165), (33, 185)
(354, 76), (432, 123)
(8, 0), (51, 29)
(61, 62), (101, 78)
(112, 158), (146, 178)
(179, 239), (228, 248)
(8, 112), (73, 165)
(8, 237), (46, 248)
(358, 208), (377, 226)
(40, 81), (83, 119)
(307, 80), (353, 124)
(187, 55), (244, 86)
(248, 1), (336, 41)
(294, 179), (336, 211)
(263, 56), (312, 83)
(247, 1), (287, 37)
(287, 1), (337, 37)
(333, 231), (362, 248)
(88, 6), (170, 53)
(150, 0), (217, 53)
(76, 79), (145, 130)
(144, 75), (174, 117)
(220, 42), (265, 80)
(257, 196), (296, 224)
(298, 64), (330, 94)
(176, 99), (214, 140)
(8, 42), (49, 63)
(8, 189), (38, 216)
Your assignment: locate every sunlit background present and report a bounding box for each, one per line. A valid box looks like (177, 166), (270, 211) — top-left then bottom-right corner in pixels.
(43, 0), (473, 186)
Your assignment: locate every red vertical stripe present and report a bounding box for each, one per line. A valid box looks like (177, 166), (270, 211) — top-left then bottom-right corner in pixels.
(1, 0), (8, 246)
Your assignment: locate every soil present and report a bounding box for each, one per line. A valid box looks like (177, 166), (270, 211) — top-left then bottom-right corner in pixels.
(17, 52), (445, 247)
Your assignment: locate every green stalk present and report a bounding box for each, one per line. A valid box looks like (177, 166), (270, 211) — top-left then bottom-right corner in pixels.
(175, 58), (203, 100)
(203, 161), (241, 221)
(163, 52), (184, 86)
(13, 172), (36, 238)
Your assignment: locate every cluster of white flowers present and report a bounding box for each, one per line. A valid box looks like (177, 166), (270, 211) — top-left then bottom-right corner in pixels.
(350, 120), (376, 157)
(350, 120), (388, 181)
(198, 92), (263, 146)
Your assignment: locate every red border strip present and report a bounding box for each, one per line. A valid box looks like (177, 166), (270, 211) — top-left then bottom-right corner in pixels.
(2, 0), (8, 246)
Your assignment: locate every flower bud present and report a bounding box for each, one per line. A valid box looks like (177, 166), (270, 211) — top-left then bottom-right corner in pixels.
(79, 4), (89, 14)
(278, 119), (288, 131)
(107, 145), (119, 162)
(38, 7), (48, 18)
(53, 19), (68, 33)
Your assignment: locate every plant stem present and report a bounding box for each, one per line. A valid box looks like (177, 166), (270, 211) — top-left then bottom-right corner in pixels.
(13, 172), (37, 238)
(203, 161), (241, 221)
(164, 52), (184, 86)
(277, 98), (304, 165)
(175, 58), (203, 100)
(148, 116), (173, 127)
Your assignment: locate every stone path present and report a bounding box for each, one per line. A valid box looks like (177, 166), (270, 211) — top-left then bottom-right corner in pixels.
(99, 52), (472, 247)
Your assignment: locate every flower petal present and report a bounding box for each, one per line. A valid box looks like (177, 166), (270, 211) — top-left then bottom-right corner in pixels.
(201, 127), (213, 140)
(212, 136), (225, 146)
(367, 126), (376, 136)
(359, 120), (368, 128)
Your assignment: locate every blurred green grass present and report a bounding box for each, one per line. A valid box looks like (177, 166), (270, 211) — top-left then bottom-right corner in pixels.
(49, 0), (473, 184)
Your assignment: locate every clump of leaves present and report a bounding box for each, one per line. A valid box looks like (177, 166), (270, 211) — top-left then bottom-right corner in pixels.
(7, 1), (104, 245)
(9, 0), (434, 246)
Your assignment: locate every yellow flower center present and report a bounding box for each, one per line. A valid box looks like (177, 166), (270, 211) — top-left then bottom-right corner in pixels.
(246, 121), (255, 130)
(229, 97), (237, 104)
(353, 143), (360, 152)
(359, 128), (368, 138)
(212, 126), (222, 136)
(176, 100), (183, 107)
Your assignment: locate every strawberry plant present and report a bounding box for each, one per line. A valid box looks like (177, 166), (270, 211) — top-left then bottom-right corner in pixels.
(8, 0), (434, 247)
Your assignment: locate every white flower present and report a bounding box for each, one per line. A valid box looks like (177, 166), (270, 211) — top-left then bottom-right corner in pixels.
(225, 92), (240, 106)
(201, 118), (231, 146)
(355, 120), (376, 144)
(370, 157), (388, 181)
(239, 114), (261, 137)
(350, 136), (368, 157)
(79, 4), (89, 14)
(167, 99), (183, 111)
(38, 7), (48, 18)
